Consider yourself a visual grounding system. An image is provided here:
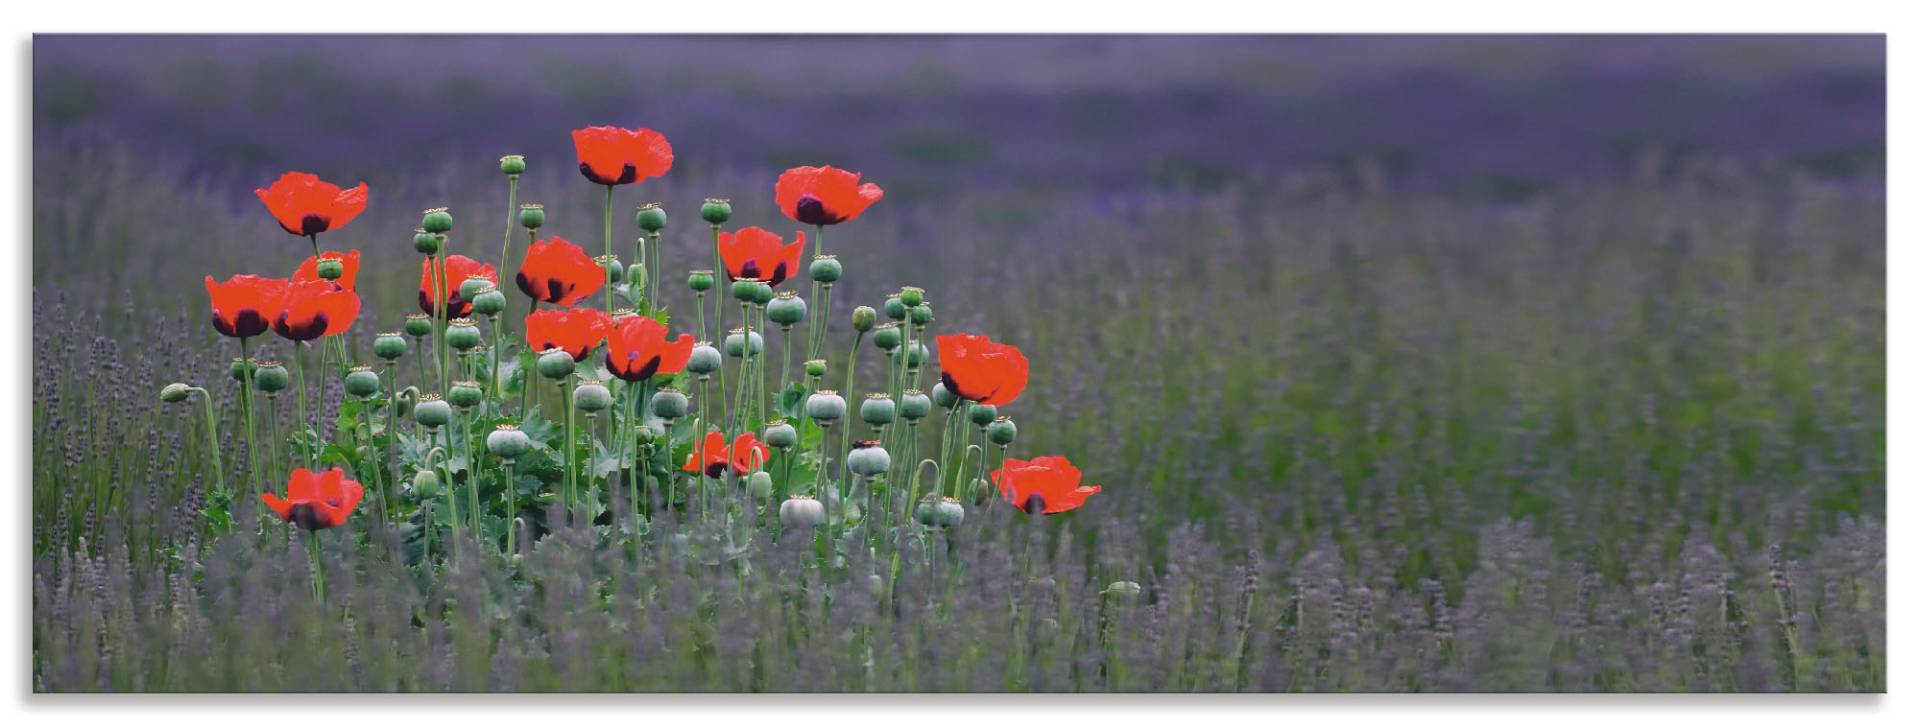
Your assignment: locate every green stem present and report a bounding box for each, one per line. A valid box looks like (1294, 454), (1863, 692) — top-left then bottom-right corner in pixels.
(291, 343), (312, 469)
(603, 185), (615, 314)
(499, 175), (519, 289)
(190, 387), (226, 495)
(237, 338), (261, 496)
(565, 375), (578, 518)
(307, 529), (326, 603)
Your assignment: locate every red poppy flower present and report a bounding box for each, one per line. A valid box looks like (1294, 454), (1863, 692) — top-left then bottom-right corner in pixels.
(262, 467), (365, 530)
(572, 125), (674, 186)
(606, 316), (695, 382)
(204, 274), (289, 339)
(516, 236), (605, 306)
(273, 279), (361, 342)
(993, 456), (1100, 515)
(936, 333), (1029, 407)
(419, 255), (498, 317)
(292, 249), (362, 290)
(682, 431), (771, 478)
(524, 307), (613, 361)
(255, 172), (368, 237)
(775, 165), (884, 226)
(716, 226), (807, 286)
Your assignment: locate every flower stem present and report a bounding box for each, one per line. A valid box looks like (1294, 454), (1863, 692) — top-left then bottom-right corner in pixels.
(237, 338), (261, 497)
(190, 387), (226, 495)
(603, 185), (615, 314)
(499, 174), (519, 291)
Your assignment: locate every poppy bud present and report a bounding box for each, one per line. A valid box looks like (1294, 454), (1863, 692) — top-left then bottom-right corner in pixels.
(806, 390), (846, 422)
(860, 393), (896, 426)
(986, 416), (1017, 446)
(768, 292), (807, 327)
(810, 255), (842, 283)
(412, 468), (440, 497)
(518, 203), (546, 230)
(404, 313), (433, 338)
(414, 394), (452, 428)
(471, 287), (507, 316)
(779, 495), (825, 528)
(970, 477), (994, 505)
(572, 380), (612, 413)
(846, 305), (875, 333)
(537, 348), (576, 379)
(937, 497), (965, 528)
(1104, 581), (1143, 599)
(910, 303), (934, 326)
(421, 207), (453, 234)
(344, 365), (380, 398)
(253, 361), (291, 395)
(635, 203), (668, 232)
(700, 198), (732, 225)
(969, 403), (998, 427)
(315, 256), (345, 281)
(500, 154), (526, 176)
(687, 269), (715, 293)
(446, 319), (482, 351)
(160, 383), (190, 403)
(899, 286), (925, 308)
(686, 343), (722, 375)
(651, 388), (689, 419)
(847, 440), (891, 477)
(229, 357), (255, 382)
(731, 278), (760, 302)
(751, 282), (774, 305)
(931, 382), (959, 409)
(872, 322), (902, 351)
(458, 275), (493, 300)
(883, 294), (907, 321)
(413, 229), (441, 255)
(764, 419), (798, 449)
(748, 471), (774, 501)
(905, 342), (928, 369)
(804, 359), (829, 378)
(724, 329), (763, 358)
(487, 424), (531, 459)
(636, 422), (662, 446)
(374, 332), (407, 360)
(899, 389), (932, 421)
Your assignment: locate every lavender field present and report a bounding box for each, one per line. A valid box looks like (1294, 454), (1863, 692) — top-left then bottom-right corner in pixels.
(30, 36), (1885, 692)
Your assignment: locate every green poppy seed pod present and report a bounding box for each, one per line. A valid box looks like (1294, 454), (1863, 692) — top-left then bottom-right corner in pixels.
(487, 424), (531, 459)
(731, 278), (760, 302)
(228, 358), (255, 382)
(883, 294), (907, 321)
(847, 441), (891, 477)
(404, 313), (433, 338)
(471, 287), (507, 316)
(374, 332), (407, 360)
(344, 366), (381, 398)
(253, 361), (291, 395)
(806, 390), (846, 422)
(937, 497), (966, 528)
(686, 344), (722, 375)
(910, 303), (934, 326)
(810, 255), (842, 283)
(421, 207), (453, 234)
(899, 286), (925, 308)
(846, 304), (875, 332)
(412, 468), (440, 497)
(413, 229), (441, 255)
(413, 394), (452, 428)
(748, 471), (774, 501)
(594, 255), (622, 284)
(315, 256), (345, 281)
(572, 381), (613, 413)
(905, 342), (928, 368)
(986, 416), (1018, 446)
(700, 198), (732, 225)
(518, 203), (546, 229)
(768, 291), (807, 326)
(804, 359), (829, 378)
(751, 281), (774, 305)
(969, 403), (998, 426)
(860, 393), (896, 426)
(445, 319), (482, 351)
(764, 419), (798, 449)
(779, 495), (826, 528)
(651, 388), (689, 420)
(458, 275), (493, 300)
(915, 496), (943, 526)
(635, 203), (668, 232)
(448, 380), (484, 409)
(1104, 581), (1144, 599)
(636, 422), (662, 446)
(899, 389), (932, 420)
(500, 154), (526, 175)
(537, 348), (577, 379)
(724, 329), (764, 358)
(160, 383), (191, 403)
(872, 323), (902, 351)
(931, 382), (960, 409)
(687, 269), (715, 293)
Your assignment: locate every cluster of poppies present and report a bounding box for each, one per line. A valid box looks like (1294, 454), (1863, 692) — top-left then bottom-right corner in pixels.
(184, 124), (1099, 545)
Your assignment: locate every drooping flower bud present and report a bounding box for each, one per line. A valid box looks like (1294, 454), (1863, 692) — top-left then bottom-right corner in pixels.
(804, 359), (829, 378)
(764, 419), (798, 449)
(899, 286), (925, 308)
(412, 468), (440, 497)
(986, 416), (1018, 446)
(471, 286), (507, 316)
(748, 471), (774, 501)
(253, 361), (291, 395)
(806, 390), (846, 423)
(635, 203), (668, 233)
(344, 365), (381, 398)
(413, 393), (453, 428)
(686, 343), (722, 375)
(899, 389), (932, 421)
(700, 198), (732, 225)
(500, 154), (527, 176)
(537, 348), (577, 379)
(651, 387), (689, 420)
(779, 495), (826, 528)
(860, 393), (896, 427)
(487, 424), (531, 459)
(971, 477), (995, 505)
(413, 228), (441, 255)
(1103, 581), (1144, 599)
(421, 207), (454, 234)
(518, 203), (546, 230)
(931, 382), (959, 409)
(872, 322), (902, 351)
(969, 403), (998, 427)
(374, 332), (407, 360)
(768, 291), (807, 327)
(810, 254), (842, 283)
(445, 318), (482, 351)
(724, 328), (763, 358)
(572, 380), (613, 413)
(687, 269), (715, 293)
(404, 313), (433, 338)
(160, 383), (191, 403)
(315, 256), (345, 281)
(846, 440), (891, 477)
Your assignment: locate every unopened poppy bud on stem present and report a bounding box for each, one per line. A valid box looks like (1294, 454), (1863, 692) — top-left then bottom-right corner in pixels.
(518, 203), (546, 230)
(748, 471), (774, 501)
(374, 332), (407, 360)
(700, 198), (732, 226)
(404, 313), (433, 338)
(851, 305), (876, 332)
(500, 154), (526, 176)
(254, 361), (290, 395)
(160, 383), (191, 403)
(635, 203), (667, 233)
(412, 468), (440, 497)
(421, 207), (453, 234)
(344, 365), (380, 398)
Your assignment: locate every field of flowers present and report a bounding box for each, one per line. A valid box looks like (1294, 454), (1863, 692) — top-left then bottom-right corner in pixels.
(30, 35), (1884, 692)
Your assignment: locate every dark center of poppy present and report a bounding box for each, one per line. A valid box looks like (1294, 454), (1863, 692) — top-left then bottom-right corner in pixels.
(738, 260), (762, 281)
(286, 503), (329, 531)
(276, 311), (329, 342)
(1023, 493), (1048, 515)
(299, 214), (331, 236)
(791, 195), (846, 226)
